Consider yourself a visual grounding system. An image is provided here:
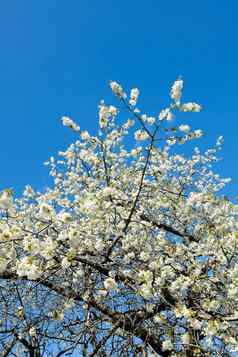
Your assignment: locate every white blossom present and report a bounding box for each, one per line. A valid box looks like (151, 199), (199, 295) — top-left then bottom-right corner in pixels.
(162, 339), (173, 351)
(170, 79), (183, 102)
(58, 211), (72, 223)
(129, 88), (139, 106)
(134, 130), (149, 141)
(179, 124), (190, 132)
(109, 81), (125, 98)
(180, 102), (202, 112)
(61, 116), (80, 132)
(38, 203), (55, 220)
(104, 277), (117, 290)
(17, 257), (41, 280)
(147, 116), (156, 125)
(0, 190), (13, 210)
(194, 129), (203, 138)
(159, 108), (173, 121)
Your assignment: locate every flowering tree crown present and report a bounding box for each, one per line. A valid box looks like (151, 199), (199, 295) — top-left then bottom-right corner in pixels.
(0, 79), (237, 356)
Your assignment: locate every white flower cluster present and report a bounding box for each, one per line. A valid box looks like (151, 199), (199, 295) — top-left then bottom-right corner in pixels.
(180, 102), (202, 112)
(170, 78), (183, 102)
(98, 102), (118, 128)
(17, 257), (41, 280)
(134, 129), (149, 141)
(61, 116), (80, 132)
(0, 190), (13, 210)
(129, 88), (139, 106)
(179, 124), (190, 132)
(109, 81), (125, 98)
(104, 277), (117, 291)
(38, 203), (55, 220)
(159, 108), (173, 121)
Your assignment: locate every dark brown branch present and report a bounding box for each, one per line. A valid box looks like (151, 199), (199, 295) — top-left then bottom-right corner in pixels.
(140, 214), (198, 242)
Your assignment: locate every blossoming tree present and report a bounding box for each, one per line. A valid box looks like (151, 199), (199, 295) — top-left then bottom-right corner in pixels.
(0, 79), (237, 356)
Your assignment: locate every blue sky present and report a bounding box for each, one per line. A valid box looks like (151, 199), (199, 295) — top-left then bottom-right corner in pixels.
(1, 0), (238, 197)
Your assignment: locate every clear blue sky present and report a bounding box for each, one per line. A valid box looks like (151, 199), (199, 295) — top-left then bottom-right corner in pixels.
(1, 1), (238, 197)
